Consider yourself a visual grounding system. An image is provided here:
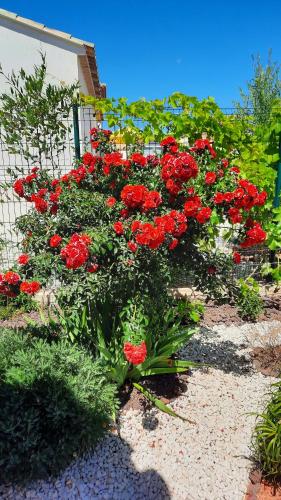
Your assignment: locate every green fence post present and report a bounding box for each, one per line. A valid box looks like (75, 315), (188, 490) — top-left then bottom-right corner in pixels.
(273, 132), (281, 209)
(72, 104), (81, 161)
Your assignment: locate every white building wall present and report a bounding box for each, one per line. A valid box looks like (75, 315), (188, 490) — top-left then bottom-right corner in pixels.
(0, 18), (92, 267)
(0, 17), (84, 90)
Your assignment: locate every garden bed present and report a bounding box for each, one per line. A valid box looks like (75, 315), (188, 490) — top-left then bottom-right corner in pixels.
(1, 319), (280, 500)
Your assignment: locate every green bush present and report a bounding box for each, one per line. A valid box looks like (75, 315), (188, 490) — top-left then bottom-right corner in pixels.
(0, 329), (118, 483)
(0, 292), (38, 320)
(254, 380), (281, 481)
(235, 278), (263, 321)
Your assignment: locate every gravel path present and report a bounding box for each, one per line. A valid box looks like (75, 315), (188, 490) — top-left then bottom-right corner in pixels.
(1, 321), (280, 500)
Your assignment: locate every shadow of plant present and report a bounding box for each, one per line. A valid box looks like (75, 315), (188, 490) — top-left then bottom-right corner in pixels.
(181, 327), (252, 375)
(0, 433), (171, 499)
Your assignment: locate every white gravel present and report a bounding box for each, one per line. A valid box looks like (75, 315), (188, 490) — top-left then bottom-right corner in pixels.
(1, 320), (280, 500)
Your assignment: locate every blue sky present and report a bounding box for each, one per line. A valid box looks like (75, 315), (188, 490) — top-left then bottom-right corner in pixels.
(1, 0), (281, 107)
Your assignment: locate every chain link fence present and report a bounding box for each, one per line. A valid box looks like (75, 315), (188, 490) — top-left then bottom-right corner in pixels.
(0, 105), (276, 283)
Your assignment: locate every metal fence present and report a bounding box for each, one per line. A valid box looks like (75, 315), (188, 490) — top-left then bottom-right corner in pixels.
(0, 105), (277, 282)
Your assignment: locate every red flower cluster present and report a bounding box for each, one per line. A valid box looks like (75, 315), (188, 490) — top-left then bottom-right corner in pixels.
(121, 185), (162, 212)
(130, 152), (147, 167)
(184, 196), (211, 224)
(123, 341), (147, 365)
(20, 281), (41, 295)
(161, 151), (198, 195)
(214, 180), (267, 213)
(184, 195), (202, 217)
(196, 207), (212, 224)
(133, 222), (165, 249)
(228, 207), (243, 224)
(0, 272), (40, 297)
(60, 233), (92, 269)
(13, 170), (62, 215)
(160, 136), (178, 154)
(240, 222), (267, 248)
(90, 127), (112, 150)
(154, 210), (187, 238)
(190, 138), (216, 158)
(0, 274), (17, 298)
(146, 155), (160, 168)
(18, 254), (29, 265)
(3, 271), (20, 285)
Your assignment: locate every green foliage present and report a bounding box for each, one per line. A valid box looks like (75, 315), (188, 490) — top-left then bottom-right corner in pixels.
(0, 53), (78, 167)
(56, 296), (198, 393)
(82, 92), (245, 149)
(0, 292), (38, 320)
(235, 278), (263, 321)
(254, 380), (281, 481)
(0, 328), (118, 483)
(82, 91), (280, 209)
(235, 52), (281, 125)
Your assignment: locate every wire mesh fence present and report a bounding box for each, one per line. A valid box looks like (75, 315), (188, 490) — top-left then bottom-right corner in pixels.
(0, 105), (277, 284)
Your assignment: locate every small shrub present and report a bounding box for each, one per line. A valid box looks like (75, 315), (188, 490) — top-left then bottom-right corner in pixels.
(254, 380), (281, 481)
(235, 278), (263, 321)
(0, 328), (118, 483)
(0, 292), (38, 320)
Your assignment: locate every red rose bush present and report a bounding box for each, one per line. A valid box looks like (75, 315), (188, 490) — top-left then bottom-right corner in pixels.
(2, 130), (267, 399)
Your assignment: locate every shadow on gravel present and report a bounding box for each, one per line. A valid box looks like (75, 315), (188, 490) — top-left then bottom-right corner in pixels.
(182, 327), (252, 375)
(0, 435), (172, 500)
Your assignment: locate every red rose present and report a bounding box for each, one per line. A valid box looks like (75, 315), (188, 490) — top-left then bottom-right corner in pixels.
(240, 223), (267, 248)
(160, 136), (177, 147)
(130, 152), (147, 167)
(184, 196), (201, 217)
(142, 191), (162, 211)
(20, 281), (41, 295)
(196, 207), (212, 224)
(113, 221), (124, 235)
(104, 152), (124, 167)
(146, 155), (160, 167)
(49, 235), (62, 248)
(120, 208), (129, 219)
(205, 172), (217, 185)
(228, 208), (243, 224)
(121, 185), (148, 209)
(60, 234), (89, 269)
(13, 179), (25, 197)
(106, 196), (117, 207)
(87, 263), (99, 273)
(18, 254), (29, 265)
(123, 341), (147, 365)
(32, 196), (48, 213)
(169, 238), (179, 250)
(25, 173), (37, 184)
(128, 241), (138, 253)
(4, 271), (21, 285)
(191, 139), (216, 158)
(82, 152), (95, 166)
(233, 252), (241, 264)
(135, 223), (165, 249)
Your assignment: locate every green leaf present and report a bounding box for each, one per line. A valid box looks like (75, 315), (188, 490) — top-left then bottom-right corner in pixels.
(133, 382), (195, 423)
(139, 367), (189, 376)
